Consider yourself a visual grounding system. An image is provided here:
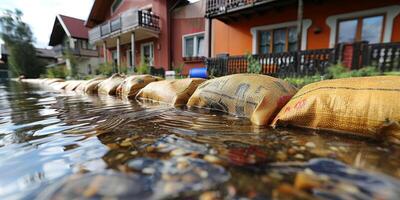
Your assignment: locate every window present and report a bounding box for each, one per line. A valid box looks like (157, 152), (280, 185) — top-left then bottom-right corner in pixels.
(111, 0), (123, 13)
(183, 33), (205, 57)
(258, 27), (297, 54)
(337, 15), (384, 44)
(80, 40), (88, 49)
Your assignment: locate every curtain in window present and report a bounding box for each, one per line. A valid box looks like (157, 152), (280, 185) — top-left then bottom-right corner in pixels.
(259, 31), (271, 54)
(197, 36), (205, 57)
(273, 29), (286, 53)
(288, 27), (297, 52)
(185, 37), (194, 57)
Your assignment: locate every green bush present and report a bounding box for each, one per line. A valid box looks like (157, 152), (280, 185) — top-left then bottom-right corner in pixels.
(45, 65), (69, 78)
(246, 54), (262, 74)
(137, 60), (149, 75)
(97, 62), (113, 76)
(327, 64), (380, 79)
(173, 62), (184, 76)
(284, 75), (323, 88)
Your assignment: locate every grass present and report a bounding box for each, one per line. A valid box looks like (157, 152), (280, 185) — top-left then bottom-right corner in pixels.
(284, 64), (400, 88)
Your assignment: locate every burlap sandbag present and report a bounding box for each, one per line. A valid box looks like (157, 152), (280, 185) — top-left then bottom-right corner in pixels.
(64, 80), (84, 91)
(272, 76), (400, 143)
(50, 81), (69, 90)
(97, 74), (125, 95)
(136, 78), (205, 106)
(187, 74), (297, 125)
(116, 75), (162, 98)
(43, 78), (64, 85)
(83, 78), (106, 94)
(75, 77), (105, 92)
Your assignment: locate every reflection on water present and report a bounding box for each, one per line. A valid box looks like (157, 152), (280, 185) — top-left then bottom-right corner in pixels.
(0, 80), (399, 199)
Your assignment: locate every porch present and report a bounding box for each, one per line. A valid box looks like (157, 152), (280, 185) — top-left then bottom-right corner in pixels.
(88, 9), (160, 72)
(205, 42), (400, 78)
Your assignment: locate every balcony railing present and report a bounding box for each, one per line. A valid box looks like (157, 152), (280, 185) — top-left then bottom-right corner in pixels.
(89, 9), (160, 44)
(205, 42), (400, 78)
(206, 0), (274, 17)
(53, 46), (98, 57)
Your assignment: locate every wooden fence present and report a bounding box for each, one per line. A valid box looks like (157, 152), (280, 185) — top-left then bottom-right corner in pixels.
(206, 49), (334, 78)
(206, 42), (400, 78)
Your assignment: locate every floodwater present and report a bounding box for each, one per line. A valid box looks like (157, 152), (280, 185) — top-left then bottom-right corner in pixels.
(1, 80), (400, 200)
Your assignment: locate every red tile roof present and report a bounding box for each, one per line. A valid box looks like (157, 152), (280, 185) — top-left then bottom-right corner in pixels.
(59, 15), (89, 39)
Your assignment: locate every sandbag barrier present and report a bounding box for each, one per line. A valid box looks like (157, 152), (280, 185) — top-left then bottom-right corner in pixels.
(17, 74), (400, 143)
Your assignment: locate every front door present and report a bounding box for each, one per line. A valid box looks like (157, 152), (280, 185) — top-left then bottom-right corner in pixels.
(141, 42), (154, 66)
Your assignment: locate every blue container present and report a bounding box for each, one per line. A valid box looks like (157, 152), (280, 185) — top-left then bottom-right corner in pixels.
(189, 67), (208, 79)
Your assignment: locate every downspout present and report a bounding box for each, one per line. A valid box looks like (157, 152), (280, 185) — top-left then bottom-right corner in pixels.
(168, 0), (183, 70)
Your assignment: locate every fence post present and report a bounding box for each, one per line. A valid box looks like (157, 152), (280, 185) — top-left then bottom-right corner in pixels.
(359, 41), (370, 68)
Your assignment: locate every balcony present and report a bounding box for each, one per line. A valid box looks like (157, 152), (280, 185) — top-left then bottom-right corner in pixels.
(53, 45), (99, 58)
(89, 9), (160, 44)
(206, 0), (290, 20)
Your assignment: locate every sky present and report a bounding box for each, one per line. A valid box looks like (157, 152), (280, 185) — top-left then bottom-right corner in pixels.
(0, 0), (95, 48)
(0, 0), (199, 49)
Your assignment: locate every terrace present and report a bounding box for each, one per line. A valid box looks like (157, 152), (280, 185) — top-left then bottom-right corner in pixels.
(88, 9), (160, 45)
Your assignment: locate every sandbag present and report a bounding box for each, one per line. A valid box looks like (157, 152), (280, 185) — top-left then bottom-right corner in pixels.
(83, 78), (106, 94)
(75, 77), (105, 92)
(50, 81), (69, 90)
(97, 74), (125, 95)
(272, 76), (400, 143)
(43, 78), (64, 85)
(64, 80), (84, 91)
(187, 74), (297, 125)
(116, 75), (162, 98)
(136, 78), (205, 106)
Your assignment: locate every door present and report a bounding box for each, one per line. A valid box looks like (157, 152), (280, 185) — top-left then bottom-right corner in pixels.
(141, 42), (154, 66)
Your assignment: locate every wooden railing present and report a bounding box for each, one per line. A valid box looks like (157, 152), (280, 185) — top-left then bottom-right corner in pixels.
(206, 42), (400, 78)
(138, 10), (160, 31)
(362, 42), (400, 72)
(206, 49), (334, 78)
(206, 0), (272, 17)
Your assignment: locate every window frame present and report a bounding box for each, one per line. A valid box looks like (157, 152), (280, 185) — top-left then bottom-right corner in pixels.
(257, 26), (298, 54)
(335, 14), (386, 44)
(111, 0), (123, 14)
(182, 32), (205, 58)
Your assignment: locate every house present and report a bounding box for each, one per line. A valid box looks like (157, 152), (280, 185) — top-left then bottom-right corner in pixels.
(207, 0), (400, 55)
(205, 0), (400, 76)
(86, 0), (209, 75)
(171, 0), (208, 75)
(49, 14), (101, 76)
(36, 48), (58, 66)
(0, 44), (58, 79)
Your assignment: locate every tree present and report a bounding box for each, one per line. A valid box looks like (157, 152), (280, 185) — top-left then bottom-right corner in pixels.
(0, 9), (43, 78)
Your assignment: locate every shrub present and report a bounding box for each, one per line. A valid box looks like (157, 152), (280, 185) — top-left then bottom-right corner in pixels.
(246, 54), (262, 74)
(97, 62), (113, 76)
(45, 65), (69, 78)
(284, 75), (323, 88)
(137, 60), (150, 75)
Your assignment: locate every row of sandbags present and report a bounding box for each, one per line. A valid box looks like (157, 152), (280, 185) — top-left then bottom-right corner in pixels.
(186, 74), (400, 143)
(20, 74), (400, 143)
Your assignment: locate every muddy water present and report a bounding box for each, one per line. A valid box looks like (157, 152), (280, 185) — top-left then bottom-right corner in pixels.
(1, 80), (400, 200)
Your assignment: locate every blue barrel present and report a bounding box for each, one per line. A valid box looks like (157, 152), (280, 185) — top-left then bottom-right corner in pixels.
(189, 67), (208, 79)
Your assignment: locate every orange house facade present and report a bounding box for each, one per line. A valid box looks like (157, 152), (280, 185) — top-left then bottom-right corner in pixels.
(86, 0), (208, 75)
(208, 0), (400, 57)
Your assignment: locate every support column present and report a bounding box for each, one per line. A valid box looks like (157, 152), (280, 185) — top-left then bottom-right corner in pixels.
(296, 0), (304, 51)
(207, 18), (212, 57)
(131, 32), (135, 70)
(102, 41), (107, 63)
(117, 37), (121, 73)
